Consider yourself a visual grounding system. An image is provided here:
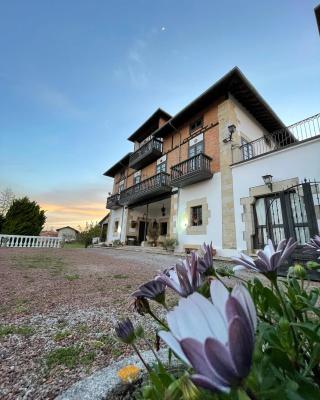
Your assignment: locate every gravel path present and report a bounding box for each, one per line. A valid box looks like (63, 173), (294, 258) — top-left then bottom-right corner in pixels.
(0, 247), (234, 400)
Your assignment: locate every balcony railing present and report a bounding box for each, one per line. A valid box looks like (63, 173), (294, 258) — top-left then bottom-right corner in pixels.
(119, 172), (171, 206)
(232, 113), (320, 164)
(129, 138), (163, 170)
(106, 193), (121, 210)
(170, 153), (213, 188)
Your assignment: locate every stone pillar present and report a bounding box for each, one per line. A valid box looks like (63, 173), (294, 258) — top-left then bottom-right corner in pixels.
(218, 99), (239, 250)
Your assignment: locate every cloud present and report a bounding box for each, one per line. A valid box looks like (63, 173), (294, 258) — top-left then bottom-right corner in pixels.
(31, 84), (87, 118)
(35, 183), (109, 230)
(127, 38), (149, 88)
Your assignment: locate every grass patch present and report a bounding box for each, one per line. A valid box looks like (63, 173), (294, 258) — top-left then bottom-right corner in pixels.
(63, 242), (85, 249)
(75, 323), (89, 334)
(112, 274), (128, 279)
(0, 324), (34, 337)
(53, 330), (71, 341)
(64, 273), (80, 281)
(45, 346), (95, 369)
(12, 254), (66, 275)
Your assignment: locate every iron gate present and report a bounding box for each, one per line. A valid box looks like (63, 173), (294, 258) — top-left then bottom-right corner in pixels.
(254, 179), (320, 250)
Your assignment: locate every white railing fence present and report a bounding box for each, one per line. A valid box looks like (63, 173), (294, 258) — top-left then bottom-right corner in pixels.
(0, 234), (62, 248)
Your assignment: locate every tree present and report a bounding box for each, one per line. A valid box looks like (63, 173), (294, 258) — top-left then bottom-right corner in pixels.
(0, 214), (5, 233)
(0, 188), (15, 215)
(2, 197), (46, 235)
(78, 222), (101, 248)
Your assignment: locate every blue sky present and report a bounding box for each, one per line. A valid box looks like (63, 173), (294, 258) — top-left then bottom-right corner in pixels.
(0, 0), (319, 228)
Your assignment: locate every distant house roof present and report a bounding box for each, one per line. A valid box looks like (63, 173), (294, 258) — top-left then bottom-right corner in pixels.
(127, 108), (172, 143)
(56, 226), (79, 234)
(40, 230), (58, 237)
(99, 214), (109, 226)
(315, 4), (320, 34)
(103, 152), (132, 178)
(154, 67), (286, 139)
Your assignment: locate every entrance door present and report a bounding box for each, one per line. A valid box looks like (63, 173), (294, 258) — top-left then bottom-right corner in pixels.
(254, 181), (319, 248)
(138, 221), (149, 244)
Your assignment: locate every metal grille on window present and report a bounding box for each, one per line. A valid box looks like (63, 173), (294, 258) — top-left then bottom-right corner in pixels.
(191, 206), (202, 226)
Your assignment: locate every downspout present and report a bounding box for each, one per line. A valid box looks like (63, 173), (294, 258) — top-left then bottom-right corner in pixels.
(168, 120), (181, 247)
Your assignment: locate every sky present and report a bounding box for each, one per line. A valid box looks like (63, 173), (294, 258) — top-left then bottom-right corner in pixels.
(0, 0), (319, 230)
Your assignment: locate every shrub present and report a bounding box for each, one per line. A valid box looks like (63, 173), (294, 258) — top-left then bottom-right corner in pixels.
(162, 237), (177, 251)
(115, 240), (320, 399)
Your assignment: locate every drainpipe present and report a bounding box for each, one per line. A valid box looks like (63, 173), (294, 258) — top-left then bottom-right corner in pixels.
(144, 204), (149, 242)
(168, 120), (181, 245)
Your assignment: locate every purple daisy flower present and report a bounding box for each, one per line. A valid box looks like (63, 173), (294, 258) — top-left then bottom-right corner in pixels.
(158, 280), (256, 393)
(232, 238), (297, 275)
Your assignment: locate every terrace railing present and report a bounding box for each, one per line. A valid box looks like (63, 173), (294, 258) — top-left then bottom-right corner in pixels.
(0, 234), (62, 248)
(129, 138), (163, 170)
(170, 153), (213, 187)
(106, 193), (121, 210)
(119, 172), (171, 206)
(232, 113), (320, 164)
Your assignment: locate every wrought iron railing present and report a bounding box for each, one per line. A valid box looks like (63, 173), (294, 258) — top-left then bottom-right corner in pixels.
(119, 172), (170, 204)
(106, 193), (120, 209)
(129, 138), (163, 168)
(232, 113), (320, 164)
(171, 153), (212, 181)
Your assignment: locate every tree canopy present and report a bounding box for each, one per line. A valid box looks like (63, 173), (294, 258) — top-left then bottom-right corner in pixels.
(2, 197), (46, 235)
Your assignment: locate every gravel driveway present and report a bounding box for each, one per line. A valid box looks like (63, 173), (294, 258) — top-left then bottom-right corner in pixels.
(0, 247), (234, 400)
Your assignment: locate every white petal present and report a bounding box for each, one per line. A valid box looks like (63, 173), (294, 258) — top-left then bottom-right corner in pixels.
(210, 280), (229, 318)
(233, 265), (246, 273)
(171, 296), (213, 342)
(167, 309), (182, 339)
(158, 330), (191, 365)
(189, 292), (228, 344)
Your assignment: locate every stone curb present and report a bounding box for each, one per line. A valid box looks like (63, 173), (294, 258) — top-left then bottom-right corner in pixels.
(55, 349), (174, 400)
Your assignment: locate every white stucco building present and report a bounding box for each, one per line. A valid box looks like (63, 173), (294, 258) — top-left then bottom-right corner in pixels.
(103, 68), (320, 257)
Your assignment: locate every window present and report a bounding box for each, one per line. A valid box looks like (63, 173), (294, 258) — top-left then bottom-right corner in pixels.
(189, 141), (204, 158)
(131, 221), (137, 229)
(189, 117), (203, 134)
(133, 175), (141, 185)
(118, 180), (125, 193)
(160, 222), (168, 235)
(191, 206), (202, 226)
(114, 221), (119, 233)
(241, 138), (253, 160)
(156, 161), (166, 174)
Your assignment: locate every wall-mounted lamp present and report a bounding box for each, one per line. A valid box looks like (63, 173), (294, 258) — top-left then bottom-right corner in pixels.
(223, 124), (236, 143)
(262, 174), (273, 191)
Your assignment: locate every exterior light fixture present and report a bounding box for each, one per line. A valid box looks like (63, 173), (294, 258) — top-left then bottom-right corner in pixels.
(223, 124), (236, 143)
(262, 174), (273, 191)
(161, 204), (166, 216)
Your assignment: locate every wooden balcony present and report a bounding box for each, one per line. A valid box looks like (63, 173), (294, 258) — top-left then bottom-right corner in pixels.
(119, 172), (171, 206)
(170, 153), (213, 188)
(129, 138), (163, 170)
(106, 193), (121, 210)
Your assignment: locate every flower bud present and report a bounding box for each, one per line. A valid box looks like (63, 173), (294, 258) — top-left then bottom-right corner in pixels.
(293, 263), (307, 279)
(115, 318), (136, 344)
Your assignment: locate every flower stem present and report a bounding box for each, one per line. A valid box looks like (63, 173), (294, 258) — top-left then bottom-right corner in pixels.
(144, 338), (162, 364)
(132, 343), (151, 372)
(148, 309), (168, 330)
(273, 279), (299, 357)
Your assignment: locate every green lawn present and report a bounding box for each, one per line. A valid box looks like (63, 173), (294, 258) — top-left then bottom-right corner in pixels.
(63, 241), (85, 249)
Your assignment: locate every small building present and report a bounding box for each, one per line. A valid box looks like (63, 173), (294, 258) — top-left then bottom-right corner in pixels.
(98, 214), (109, 242)
(56, 226), (79, 242)
(40, 230), (58, 237)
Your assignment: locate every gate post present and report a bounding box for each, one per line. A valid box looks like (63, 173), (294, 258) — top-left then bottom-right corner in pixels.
(302, 181), (319, 238)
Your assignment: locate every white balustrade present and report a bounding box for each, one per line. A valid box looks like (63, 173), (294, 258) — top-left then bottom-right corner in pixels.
(0, 234), (62, 248)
